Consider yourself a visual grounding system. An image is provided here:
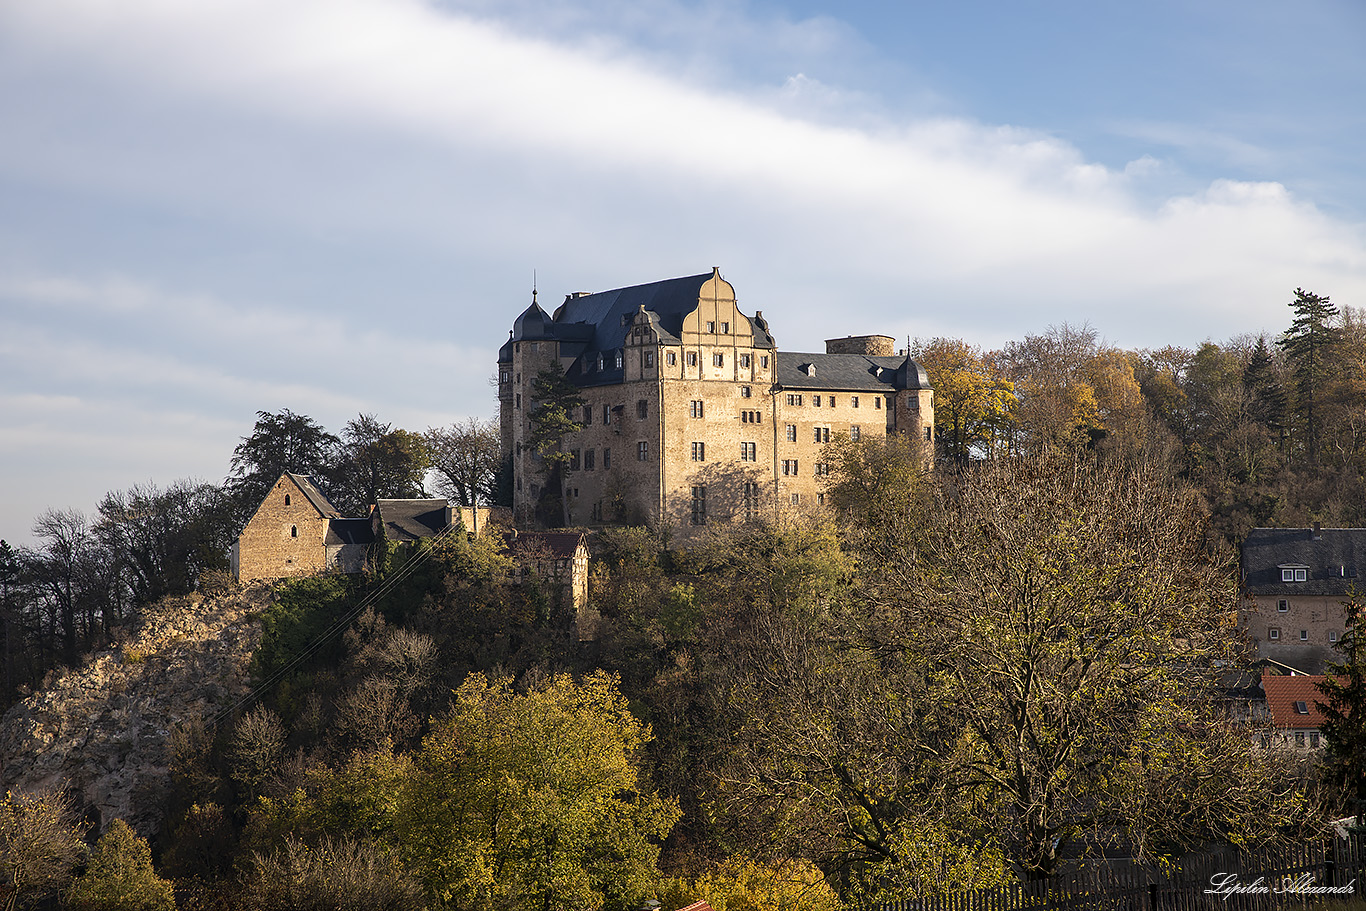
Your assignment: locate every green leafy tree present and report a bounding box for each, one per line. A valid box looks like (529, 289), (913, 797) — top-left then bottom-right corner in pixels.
(1277, 288), (1340, 463)
(396, 671), (680, 911)
(334, 415), (431, 515)
(1319, 595), (1366, 829)
(526, 364), (586, 526)
(227, 410), (340, 525)
(65, 819), (176, 911)
(912, 337), (1016, 465)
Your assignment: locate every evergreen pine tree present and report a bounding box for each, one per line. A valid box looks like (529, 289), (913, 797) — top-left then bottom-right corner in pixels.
(1319, 596), (1366, 831)
(1276, 288), (1340, 462)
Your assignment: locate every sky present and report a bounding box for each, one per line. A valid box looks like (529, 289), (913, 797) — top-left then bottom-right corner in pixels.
(2, 0), (1365, 546)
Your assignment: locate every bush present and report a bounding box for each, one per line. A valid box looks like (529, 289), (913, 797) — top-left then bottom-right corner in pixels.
(0, 788), (86, 910)
(238, 837), (424, 911)
(65, 819), (175, 911)
(658, 857), (843, 911)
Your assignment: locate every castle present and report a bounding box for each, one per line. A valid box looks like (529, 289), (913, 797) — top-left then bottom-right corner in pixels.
(498, 268), (934, 530)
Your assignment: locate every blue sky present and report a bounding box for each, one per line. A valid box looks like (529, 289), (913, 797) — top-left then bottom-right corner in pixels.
(2, 0), (1364, 546)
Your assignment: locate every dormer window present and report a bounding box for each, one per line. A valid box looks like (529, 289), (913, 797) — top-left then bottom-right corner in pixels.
(1281, 567), (1308, 582)
(596, 354), (604, 371)
(615, 351), (623, 369)
(1294, 701), (1309, 714)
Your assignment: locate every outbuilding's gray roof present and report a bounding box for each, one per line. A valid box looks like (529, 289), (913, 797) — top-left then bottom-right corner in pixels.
(775, 352), (930, 392)
(1242, 527), (1366, 596)
(374, 499), (450, 542)
(325, 518), (375, 546)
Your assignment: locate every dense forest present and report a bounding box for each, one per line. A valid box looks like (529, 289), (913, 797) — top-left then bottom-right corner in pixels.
(3, 289), (1366, 910)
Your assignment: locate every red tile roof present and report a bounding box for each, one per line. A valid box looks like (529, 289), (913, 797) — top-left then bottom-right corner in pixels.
(1262, 672), (1333, 728)
(676, 903), (715, 911)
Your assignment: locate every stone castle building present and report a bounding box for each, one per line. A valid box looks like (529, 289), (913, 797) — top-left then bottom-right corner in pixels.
(498, 268), (934, 530)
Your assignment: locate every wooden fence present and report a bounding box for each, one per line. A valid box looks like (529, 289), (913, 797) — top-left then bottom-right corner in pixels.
(871, 834), (1364, 911)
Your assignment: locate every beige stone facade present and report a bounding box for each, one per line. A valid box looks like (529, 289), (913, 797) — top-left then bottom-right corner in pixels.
(497, 269), (934, 534)
(230, 473), (341, 582)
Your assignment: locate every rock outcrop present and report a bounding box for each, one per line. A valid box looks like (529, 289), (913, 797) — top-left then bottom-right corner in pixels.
(0, 586), (271, 836)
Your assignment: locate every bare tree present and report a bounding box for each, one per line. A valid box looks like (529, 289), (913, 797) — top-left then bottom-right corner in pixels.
(425, 418), (501, 529)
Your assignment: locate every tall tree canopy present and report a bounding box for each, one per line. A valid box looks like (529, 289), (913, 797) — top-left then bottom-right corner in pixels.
(526, 364), (586, 526)
(425, 418), (501, 510)
(1277, 288), (1340, 463)
(227, 410), (340, 522)
(333, 414), (430, 514)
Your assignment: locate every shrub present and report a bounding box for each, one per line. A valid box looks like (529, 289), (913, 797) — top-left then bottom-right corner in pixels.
(238, 837), (424, 911)
(65, 819), (176, 911)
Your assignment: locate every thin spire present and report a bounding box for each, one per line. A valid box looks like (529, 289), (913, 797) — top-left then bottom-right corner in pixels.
(532, 269), (538, 305)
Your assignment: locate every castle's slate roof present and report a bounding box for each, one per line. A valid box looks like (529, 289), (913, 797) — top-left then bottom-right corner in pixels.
(285, 473), (343, 518)
(1242, 527), (1366, 596)
(509, 271), (778, 388)
(775, 352), (930, 392)
(374, 499), (450, 542)
(325, 518), (375, 546)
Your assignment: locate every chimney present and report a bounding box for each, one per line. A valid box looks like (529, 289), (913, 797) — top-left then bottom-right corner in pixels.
(1312, 522), (1322, 539)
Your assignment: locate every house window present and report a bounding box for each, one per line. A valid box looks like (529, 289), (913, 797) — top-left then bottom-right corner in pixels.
(645, 351), (655, 367)
(569, 449), (581, 471)
(1282, 567), (1308, 582)
(290, 525), (298, 538)
(786, 424), (797, 442)
(1295, 701), (1309, 714)
(829, 397), (836, 407)
(637, 441), (649, 461)
(761, 355), (769, 368)
(1278, 599), (1289, 612)
(284, 494), (291, 506)
(690, 400), (704, 418)
(814, 427), (830, 443)
(741, 385), (752, 398)
(1300, 629), (1309, 641)
(691, 442), (706, 461)
(815, 462), (830, 476)
(720, 321), (730, 334)
(782, 459), (799, 476)
(584, 405), (593, 424)
(713, 353), (724, 367)
(667, 351), (677, 366)
(741, 442), (756, 461)
(850, 425), (861, 441)
(875, 398), (882, 410)
(740, 354), (751, 368)
(707, 321), (716, 333)
(591, 501), (603, 521)
(691, 486), (706, 525)
(1295, 732), (1305, 747)
(790, 493), (800, 505)
(585, 449), (595, 471)
(1268, 628), (1280, 640)
(743, 481), (760, 520)
(637, 400), (648, 419)
(603, 448), (611, 469)
(1330, 630), (1338, 642)
(852, 396), (859, 408)
(1310, 732), (1321, 748)
(687, 352), (698, 367)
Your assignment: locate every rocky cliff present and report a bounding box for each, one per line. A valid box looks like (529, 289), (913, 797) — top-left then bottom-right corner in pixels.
(0, 586), (271, 836)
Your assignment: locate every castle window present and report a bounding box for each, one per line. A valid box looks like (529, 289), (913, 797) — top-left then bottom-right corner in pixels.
(786, 424), (797, 442)
(740, 385), (752, 398)
(603, 448), (611, 469)
(284, 494), (291, 506)
(667, 351), (677, 366)
(530, 342), (539, 352)
(615, 351), (623, 369)
(1300, 629), (1309, 641)
(813, 395), (822, 407)
(597, 354), (604, 371)
(713, 353), (724, 367)
(687, 352), (698, 367)
(637, 400), (648, 420)
(761, 356), (769, 368)
(817, 492), (825, 506)
(290, 525), (297, 538)
(585, 449), (595, 471)
(645, 351), (654, 368)
(829, 397), (836, 407)
(1268, 628), (1280, 640)
(602, 405), (609, 424)
(501, 371), (510, 383)
(691, 486), (707, 525)
(591, 501), (603, 521)
(740, 354), (750, 368)
(782, 459), (799, 477)
(814, 427), (830, 443)
(743, 481), (760, 520)
(790, 493), (800, 505)
(741, 442), (756, 461)
(852, 396), (859, 408)
(786, 394), (803, 406)
(707, 321), (716, 333)
(721, 321), (730, 334)
(691, 442), (706, 461)
(1278, 599), (1289, 612)
(875, 398), (882, 410)
(515, 394), (521, 409)
(851, 425), (861, 441)
(584, 405), (593, 424)
(516, 373), (521, 383)
(637, 441), (649, 461)
(569, 450), (581, 471)
(925, 426), (933, 441)
(815, 462), (830, 476)
(690, 400), (704, 418)
(1330, 630), (1339, 642)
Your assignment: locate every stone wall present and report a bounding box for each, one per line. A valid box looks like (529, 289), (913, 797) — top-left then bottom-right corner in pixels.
(234, 476), (331, 581)
(824, 335), (895, 356)
(1242, 593), (1350, 673)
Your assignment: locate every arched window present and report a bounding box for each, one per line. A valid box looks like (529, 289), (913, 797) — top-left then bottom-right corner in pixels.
(290, 525), (298, 538)
(284, 494), (291, 506)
